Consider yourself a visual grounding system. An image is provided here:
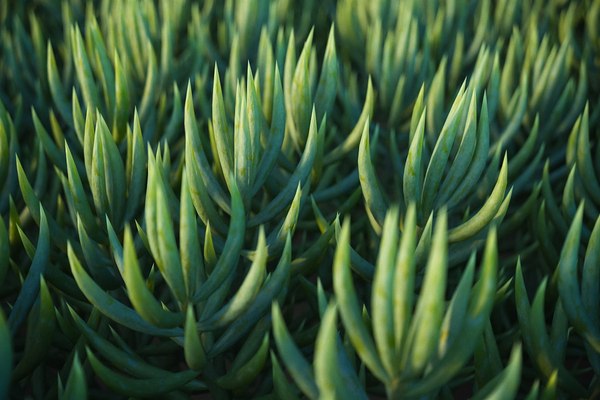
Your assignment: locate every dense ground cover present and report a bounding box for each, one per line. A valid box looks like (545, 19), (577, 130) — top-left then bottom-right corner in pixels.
(0, 0), (599, 398)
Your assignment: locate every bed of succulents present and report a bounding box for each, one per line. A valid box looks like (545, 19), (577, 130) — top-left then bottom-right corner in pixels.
(1, 0), (599, 398)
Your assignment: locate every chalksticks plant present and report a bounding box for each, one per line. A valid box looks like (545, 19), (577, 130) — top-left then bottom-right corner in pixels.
(273, 206), (517, 399)
(1, 0), (600, 399)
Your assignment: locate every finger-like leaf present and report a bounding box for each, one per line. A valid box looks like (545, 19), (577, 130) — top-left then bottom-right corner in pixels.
(333, 219), (388, 383)
(185, 83), (231, 213)
(314, 303), (340, 398)
(267, 183), (303, 251)
(421, 90), (467, 217)
(68, 243), (181, 337)
(393, 203), (417, 361)
(404, 225), (497, 397)
(576, 105), (600, 204)
(210, 234), (291, 354)
(471, 345), (522, 400)
(252, 64), (286, 196)
(436, 91), (478, 206)
(358, 119), (387, 225)
(60, 354), (87, 400)
(12, 276), (55, 380)
(180, 171), (202, 294)
(8, 208), (50, 334)
(447, 95), (490, 207)
(438, 253), (476, 355)
(124, 111), (147, 220)
(217, 333), (269, 389)
(558, 204), (600, 351)
(315, 26), (338, 121)
(212, 67), (233, 189)
(404, 109), (426, 213)
(290, 29), (314, 147)
(92, 114), (126, 225)
(112, 51), (130, 142)
(272, 302), (319, 399)
(184, 306), (207, 370)
(194, 179), (245, 302)
(70, 307), (200, 385)
(372, 207), (399, 376)
(71, 25), (100, 112)
(199, 227), (267, 329)
(65, 144), (98, 235)
(32, 108), (66, 171)
(47, 43), (71, 123)
(123, 225), (183, 327)
(403, 209), (447, 376)
(448, 154), (508, 242)
(154, 167), (187, 303)
(272, 352), (301, 400)
(86, 348), (198, 397)
(530, 280), (587, 394)
(582, 216), (600, 320)
(325, 79), (375, 163)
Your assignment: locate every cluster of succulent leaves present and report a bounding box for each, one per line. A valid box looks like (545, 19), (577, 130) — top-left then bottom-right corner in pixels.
(1, 0), (600, 398)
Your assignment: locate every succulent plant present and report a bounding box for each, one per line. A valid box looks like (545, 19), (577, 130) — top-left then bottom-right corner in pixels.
(1, 0), (599, 398)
